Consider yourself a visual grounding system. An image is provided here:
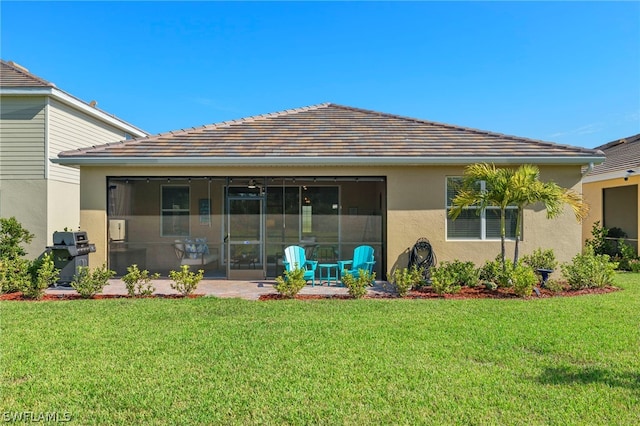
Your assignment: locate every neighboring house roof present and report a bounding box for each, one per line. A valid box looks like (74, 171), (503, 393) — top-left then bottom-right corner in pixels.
(55, 103), (604, 167)
(0, 59), (147, 138)
(583, 133), (640, 182)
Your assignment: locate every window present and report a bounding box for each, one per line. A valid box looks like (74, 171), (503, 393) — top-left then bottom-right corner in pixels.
(446, 177), (518, 240)
(161, 185), (190, 237)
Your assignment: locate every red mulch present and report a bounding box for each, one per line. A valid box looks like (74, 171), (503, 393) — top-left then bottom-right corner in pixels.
(0, 293), (204, 302)
(259, 285), (620, 301)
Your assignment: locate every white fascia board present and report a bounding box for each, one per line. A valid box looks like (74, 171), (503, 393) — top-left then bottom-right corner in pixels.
(582, 170), (629, 183)
(52, 155), (606, 167)
(1, 87), (147, 137)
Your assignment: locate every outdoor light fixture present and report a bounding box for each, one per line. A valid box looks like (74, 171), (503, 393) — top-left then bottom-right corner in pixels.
(248, 179), (257, 189)
(624, 169), (636, 181)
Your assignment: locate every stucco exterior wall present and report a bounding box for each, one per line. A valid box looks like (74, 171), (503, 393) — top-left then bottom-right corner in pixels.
(79, 164), (586, 275)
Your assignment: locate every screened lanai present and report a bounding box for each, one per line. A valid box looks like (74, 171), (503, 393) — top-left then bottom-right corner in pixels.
(106, 176), (386, 280)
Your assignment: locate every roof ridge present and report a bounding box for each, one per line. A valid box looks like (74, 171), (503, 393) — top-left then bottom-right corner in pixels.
(594, 133), (640, 151)
(1, 59), (56, 87)
(326, 103), (599, 154)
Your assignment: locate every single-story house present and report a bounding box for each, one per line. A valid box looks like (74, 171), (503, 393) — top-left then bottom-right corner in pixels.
(53, 103), (604, 280)
(582, 133), (640, 251)
(0, 60), (147, 258)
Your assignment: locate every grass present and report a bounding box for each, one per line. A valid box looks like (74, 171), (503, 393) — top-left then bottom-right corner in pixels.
(1, 274), (639, 425)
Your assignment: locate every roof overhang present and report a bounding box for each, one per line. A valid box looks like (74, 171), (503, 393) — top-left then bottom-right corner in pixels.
(0, 87), (147, 138)
(52, 155), (606, 168)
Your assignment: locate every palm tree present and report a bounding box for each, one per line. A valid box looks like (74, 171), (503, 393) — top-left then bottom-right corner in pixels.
(448, 163), (515, 269)
(510, 165), (588, 264)
(449, 163), (588, 270)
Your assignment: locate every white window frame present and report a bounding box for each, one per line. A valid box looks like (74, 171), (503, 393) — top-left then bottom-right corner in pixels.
(446, 177), (518, 241)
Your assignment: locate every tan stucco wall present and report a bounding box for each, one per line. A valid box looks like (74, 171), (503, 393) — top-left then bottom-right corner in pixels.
(80, 164), (586, 276)
(0, 179), (48, 259)
(582, 175), (640, 245)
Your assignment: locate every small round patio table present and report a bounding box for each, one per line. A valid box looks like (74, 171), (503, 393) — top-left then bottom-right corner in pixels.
(318, 263), (340, 286)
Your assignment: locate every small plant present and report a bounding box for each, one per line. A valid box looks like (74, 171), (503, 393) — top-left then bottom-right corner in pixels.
(430, 260), (479, 295)
(430, 262), (461, 295)
(561, 247), (618, 290)
(122, 264), (160, 297)
(0, 254), (59, 299)
(0, 217), (35, 261)
(391, 266), (425, 297)
(0, 257), (31, 293)
(585, 221), (614, 257)
(522, 248), (558, 272)
(342, 269), (375, 299)
(545, 278), (565, 293)
(629, 259), (640, 273)
(479, 257), (503, 286)
(274, 267), (307, 298)
(614, 239), (638, 271)
(510, 262), (538, 297)
(71, 264), (115, 298)
(169, 265), (204, 296)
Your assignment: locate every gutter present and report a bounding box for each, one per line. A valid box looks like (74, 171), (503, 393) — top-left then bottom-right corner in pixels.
(52, 155), (606, 167)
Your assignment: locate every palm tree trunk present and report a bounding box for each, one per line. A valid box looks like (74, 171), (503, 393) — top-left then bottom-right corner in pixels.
(513, 208), (523, 266)
(500, 208), (506, 271)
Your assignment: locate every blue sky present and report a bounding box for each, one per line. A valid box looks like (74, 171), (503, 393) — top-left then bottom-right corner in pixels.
(2, 1), (639, 149)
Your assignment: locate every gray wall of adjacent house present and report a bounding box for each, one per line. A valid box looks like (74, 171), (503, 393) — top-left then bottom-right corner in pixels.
(47, 98), (127, 184)
(0, 95), (132, 258)
(0, 96), (46, 179)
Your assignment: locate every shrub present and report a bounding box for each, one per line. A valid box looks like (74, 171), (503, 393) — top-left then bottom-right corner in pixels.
(510, 262), (538, 297)
(0, 257), (31, 293)
(479, 257), (503, 286)
(391, 266), (425, 297)
(342, 269), (375, 299)
(430, 262), (461, 295)
(450, 260), (479, 287)
(522, 248), (558, 272)
(629, 259), (640, 273)
(0, 217), (35, 261)
(169, 265), (204, 296)
(545, 279), (565, 293)
(26, 253), (60, 299)
(274, 267), (307, 298)
(585, 221), (614, 257)
(122, 264), (160, 297)
(613, 239), (637, 271)
(561, 247), (618, 290)
(71, 264), (115, 298)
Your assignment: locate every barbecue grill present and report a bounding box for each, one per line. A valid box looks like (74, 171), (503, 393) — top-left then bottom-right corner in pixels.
(47, 231), (96, 284)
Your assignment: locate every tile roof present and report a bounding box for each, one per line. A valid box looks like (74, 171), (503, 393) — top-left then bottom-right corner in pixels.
(57, 103), (604, 165)
(0, 60), (55, 87)
(587, 133), (640, 177)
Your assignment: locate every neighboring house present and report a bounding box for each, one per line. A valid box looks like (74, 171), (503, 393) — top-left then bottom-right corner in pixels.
(53, 103), (604, 280)
(0, 60), (147, 258)
(582, 133), (640, 251)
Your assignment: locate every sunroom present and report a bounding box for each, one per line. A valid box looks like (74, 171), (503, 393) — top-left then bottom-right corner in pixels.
(107, 176), (385, 280)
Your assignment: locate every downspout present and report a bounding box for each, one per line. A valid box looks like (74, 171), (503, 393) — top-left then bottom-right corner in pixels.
(582, 162), (594, 177)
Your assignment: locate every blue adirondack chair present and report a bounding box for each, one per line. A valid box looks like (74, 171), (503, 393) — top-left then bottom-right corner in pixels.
(283, 245), (318, 286)
(338, 245), (375, 281)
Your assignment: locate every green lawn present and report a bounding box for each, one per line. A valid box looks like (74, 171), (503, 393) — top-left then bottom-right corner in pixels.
(2, 274), (639, 425)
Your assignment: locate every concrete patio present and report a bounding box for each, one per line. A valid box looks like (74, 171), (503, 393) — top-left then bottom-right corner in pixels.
(46, 278), (392, 301)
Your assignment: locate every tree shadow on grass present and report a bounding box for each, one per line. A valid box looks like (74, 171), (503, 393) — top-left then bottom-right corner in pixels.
(538, 366), (640, 391)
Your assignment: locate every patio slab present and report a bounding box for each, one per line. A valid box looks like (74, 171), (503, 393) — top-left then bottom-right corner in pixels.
(46, 279), (392, 301)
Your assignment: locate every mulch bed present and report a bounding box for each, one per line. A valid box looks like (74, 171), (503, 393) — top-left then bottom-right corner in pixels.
(1, 286), (620, 302)
(0, 293), (204, 301)
(259, 285), (620, 301)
